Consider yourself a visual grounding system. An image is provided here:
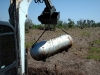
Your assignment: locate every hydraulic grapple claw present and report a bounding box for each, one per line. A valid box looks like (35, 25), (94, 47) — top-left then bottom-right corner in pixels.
(38, 6), (60, 24)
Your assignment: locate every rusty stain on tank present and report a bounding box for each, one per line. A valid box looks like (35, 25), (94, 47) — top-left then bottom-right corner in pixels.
(68, 36), (73, 45)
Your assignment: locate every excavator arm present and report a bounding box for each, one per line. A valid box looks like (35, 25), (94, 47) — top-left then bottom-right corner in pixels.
(38, 0), (60, 24)
(44, 0), (53, 8)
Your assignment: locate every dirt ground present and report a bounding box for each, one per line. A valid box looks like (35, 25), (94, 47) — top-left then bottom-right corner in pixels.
(26, 27), (100, 75)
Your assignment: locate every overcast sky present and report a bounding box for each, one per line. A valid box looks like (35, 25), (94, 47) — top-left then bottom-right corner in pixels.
(0, 0), (100, 24)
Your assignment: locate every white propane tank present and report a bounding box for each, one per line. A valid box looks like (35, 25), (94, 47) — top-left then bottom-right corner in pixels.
(30, 34), (73, 61)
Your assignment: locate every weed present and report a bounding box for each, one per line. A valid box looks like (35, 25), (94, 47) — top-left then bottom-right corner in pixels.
(94, 39), (100, 45)
(25, 31), (30, 33)
(87, 47), (100, 60)
(81, 31), (91, 37)
(25, 42), (33, 48)
(89, 47), (100, 53)
(87, 54), (100, 60)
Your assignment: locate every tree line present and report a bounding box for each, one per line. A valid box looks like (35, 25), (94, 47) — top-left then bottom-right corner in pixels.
(25, 18), (100, 32)
(57, 18), (100, 28)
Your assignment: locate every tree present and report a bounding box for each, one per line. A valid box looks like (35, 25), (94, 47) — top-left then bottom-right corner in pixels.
(90, 20), (95, 27)
(25, 18), (33, 32)
(67, 18), (74, 28)
(58, 20), (63, 26)
(63, 21), (68, 28)
(77, 19), (83, 29)
(83, 20), (86, 28)
(95, 22), (100, 27)
(87, 20), (91, 28)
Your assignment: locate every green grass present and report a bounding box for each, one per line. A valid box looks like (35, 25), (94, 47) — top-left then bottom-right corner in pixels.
(25, 42), (34, 48)
(87, 54), (100, 60)
(32, 25), (42, 29)
(81, 31), (91, 37)
(89, 47), (100, 53)
(94, 39), (100, 45)
(87, 47), (100, 60)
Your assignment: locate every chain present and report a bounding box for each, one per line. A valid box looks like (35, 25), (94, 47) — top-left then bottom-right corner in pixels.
(52, 18), (69, 34)
(56, 26), (69, 34)
(32, 28), (46, 48)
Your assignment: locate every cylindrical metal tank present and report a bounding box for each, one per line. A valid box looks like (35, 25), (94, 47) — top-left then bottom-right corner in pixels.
(30, 34), (73, 61)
